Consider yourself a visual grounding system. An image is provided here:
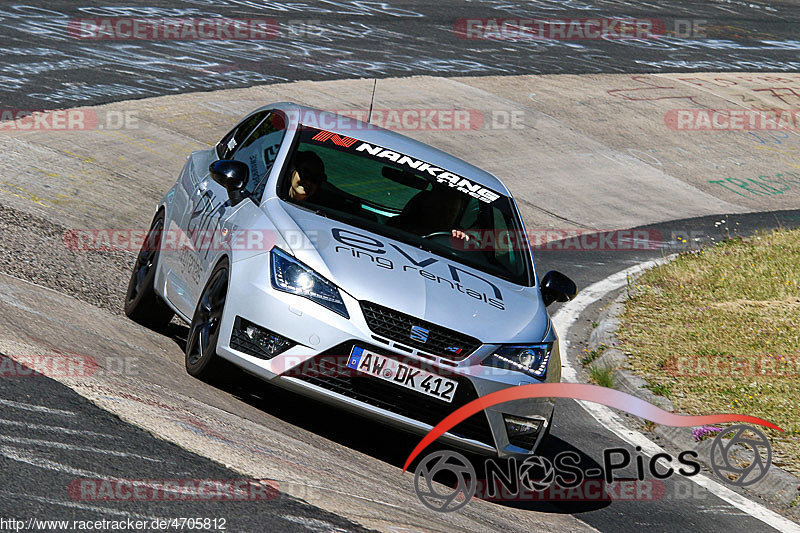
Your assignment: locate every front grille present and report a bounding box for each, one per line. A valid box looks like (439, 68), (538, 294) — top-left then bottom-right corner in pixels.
(292, 342), (495, 447)
(360, 301), (481, 360)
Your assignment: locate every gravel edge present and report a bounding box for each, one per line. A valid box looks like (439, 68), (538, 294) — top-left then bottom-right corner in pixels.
(0, 203), (135, 315)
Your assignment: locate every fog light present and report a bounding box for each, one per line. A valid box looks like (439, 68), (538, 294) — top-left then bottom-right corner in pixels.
(231, 316), (296, 360)
(504, 414), (544, 451)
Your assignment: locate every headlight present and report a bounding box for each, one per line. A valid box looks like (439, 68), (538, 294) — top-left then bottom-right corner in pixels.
(481, 343), (552, 379)
(270, 247), (349, 319)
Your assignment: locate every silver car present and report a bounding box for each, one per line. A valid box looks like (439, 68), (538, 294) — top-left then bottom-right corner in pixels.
(124, 103), (577, 457)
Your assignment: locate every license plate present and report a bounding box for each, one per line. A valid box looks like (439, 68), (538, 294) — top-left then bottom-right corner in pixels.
(347, 346), (458, 403)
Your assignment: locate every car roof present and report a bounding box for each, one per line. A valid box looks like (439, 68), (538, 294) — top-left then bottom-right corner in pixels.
(256, 102), (511, 196)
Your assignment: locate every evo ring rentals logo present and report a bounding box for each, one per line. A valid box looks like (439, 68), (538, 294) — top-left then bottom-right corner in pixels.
(406, 384), (780, 511)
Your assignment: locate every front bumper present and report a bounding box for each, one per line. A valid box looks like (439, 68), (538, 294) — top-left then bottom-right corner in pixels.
(216, 252), (558, 457)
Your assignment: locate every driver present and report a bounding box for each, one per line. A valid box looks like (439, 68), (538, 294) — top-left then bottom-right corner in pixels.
(391, 186), (470, 242)
(287, 150), (326, 202)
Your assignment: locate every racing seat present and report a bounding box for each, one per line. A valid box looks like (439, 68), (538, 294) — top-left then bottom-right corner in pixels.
(389, 187), (465, 235)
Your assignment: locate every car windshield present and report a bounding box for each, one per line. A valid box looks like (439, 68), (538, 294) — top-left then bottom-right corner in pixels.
(279, 126), (532, 286)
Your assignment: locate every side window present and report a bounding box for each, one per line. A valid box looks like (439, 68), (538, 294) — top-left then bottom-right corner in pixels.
(458, 197), (480, 229)
(230, 112), (287, 202)
(492, 207), (521, 276)
(216, 111), (269, 160)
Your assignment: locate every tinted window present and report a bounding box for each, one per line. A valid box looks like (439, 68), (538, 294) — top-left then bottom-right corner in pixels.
(216, 110), (269, 160)
(280, 126), (531, 285)
(230, 112), (286, 201)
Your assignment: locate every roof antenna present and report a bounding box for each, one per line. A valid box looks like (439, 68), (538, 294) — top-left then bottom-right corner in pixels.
(367, 79), (377, 124)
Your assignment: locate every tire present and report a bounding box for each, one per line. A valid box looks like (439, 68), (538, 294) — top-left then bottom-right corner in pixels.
(185, 259), (229, 380)
(124, 211), (174, 328)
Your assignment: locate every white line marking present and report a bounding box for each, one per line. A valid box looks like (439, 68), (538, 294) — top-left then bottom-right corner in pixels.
(278, 515), (349, 533)
(0, 490), (161, 521)
(552, 261), (800, 533)
(0, 444), (121, 478)
(0, 445), (249, 499)
(0, 418), (120, 438)
(0, 434), (164, 462)
(0, 398), (75, 416)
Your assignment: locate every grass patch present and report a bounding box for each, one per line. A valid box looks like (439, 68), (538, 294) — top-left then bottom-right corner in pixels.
(589, 363), (615, 388)
(618, 229), (800, 475)
(642, 420), (657, 432)
(644, 382), (672, 397)
(581, 344), (607, 365)
(791, 493), (800, 508)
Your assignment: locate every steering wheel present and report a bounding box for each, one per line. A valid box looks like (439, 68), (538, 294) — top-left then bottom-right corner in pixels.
(421, 231), (453, 240)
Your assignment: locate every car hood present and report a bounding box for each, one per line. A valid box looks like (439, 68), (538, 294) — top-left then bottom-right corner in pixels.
(273, 203), (549, 344)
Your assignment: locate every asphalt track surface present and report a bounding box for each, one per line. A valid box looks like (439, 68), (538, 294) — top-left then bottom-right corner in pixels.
(1, 0), (800, 109)
(2, 1), (800, 532)
(0, 354), (372, 532)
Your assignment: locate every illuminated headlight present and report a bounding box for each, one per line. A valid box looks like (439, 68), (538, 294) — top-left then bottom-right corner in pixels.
(481, 344), (552, 379)
(270, 247), (349, 318)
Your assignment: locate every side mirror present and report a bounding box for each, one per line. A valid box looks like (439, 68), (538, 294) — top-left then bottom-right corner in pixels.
(209, 160), (249, 206)
(540, 270), (578, 307)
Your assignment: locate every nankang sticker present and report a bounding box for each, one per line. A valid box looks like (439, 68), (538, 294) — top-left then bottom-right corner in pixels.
(354, 142), (501, 204)
(307, 128), (501, 204)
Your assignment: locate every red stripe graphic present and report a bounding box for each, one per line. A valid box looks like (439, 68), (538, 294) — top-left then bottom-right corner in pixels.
(311, 131), (333, 142)
(311, 130), (358, 147)
(402, 383), (782, 472)
(330, 134), (357, 147)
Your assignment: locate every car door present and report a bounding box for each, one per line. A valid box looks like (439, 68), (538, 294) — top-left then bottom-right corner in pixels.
(163, 110), (271, 316)
(207, 110), (289, 268)
(171, 110), (289, 316)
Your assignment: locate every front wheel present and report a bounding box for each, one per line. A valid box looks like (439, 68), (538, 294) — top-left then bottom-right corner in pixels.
(124, 211), (174, 328)
(185, 260), (229, 380)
